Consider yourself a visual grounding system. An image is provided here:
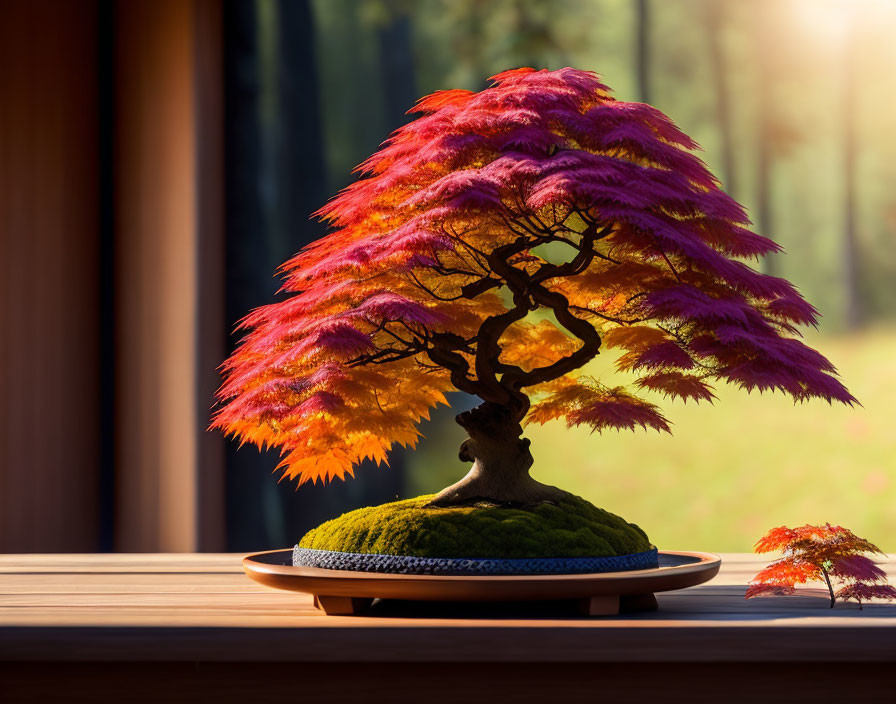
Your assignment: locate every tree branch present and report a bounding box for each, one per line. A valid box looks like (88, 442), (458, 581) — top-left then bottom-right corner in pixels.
(426, 332), (480, 397)
(503, 282), (602, 389)
(345, 209), (618, 417)
(530, 221), (615, 283)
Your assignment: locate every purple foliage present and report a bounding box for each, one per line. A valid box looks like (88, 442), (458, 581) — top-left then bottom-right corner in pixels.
(568, 398), (671, 433)
(645, 286), (756, 325)
(352, 292), (447, 326)
(635, 341), (695, 370)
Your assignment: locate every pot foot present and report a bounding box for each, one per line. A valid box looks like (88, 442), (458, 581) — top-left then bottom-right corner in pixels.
(312, 594), (373, 615)
(577, 594), (620, 616)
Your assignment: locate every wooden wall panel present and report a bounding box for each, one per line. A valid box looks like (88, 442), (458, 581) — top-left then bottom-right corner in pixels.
(113, 0), (225, 552)
(0, 1), (101, 551)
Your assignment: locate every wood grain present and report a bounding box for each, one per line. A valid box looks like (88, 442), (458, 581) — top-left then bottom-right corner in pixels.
(0, 552), (894, 665)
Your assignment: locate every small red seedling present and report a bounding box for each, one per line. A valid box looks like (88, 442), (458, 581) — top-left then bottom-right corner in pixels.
(746, 524), (896, 609)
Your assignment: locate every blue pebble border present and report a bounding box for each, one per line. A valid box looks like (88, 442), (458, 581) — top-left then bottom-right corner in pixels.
(293, 545), (659, 575)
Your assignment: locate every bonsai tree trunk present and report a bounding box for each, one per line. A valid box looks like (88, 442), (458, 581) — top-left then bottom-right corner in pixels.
(427, 402), (568, 507)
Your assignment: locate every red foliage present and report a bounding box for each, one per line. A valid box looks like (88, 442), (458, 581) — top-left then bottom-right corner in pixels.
(747, 524), (894, 608)
(213, 67), (856, 486)
(836, 582), (896, 605)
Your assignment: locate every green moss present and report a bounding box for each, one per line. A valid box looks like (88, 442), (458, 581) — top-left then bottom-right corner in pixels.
(299, 494), (652, 558)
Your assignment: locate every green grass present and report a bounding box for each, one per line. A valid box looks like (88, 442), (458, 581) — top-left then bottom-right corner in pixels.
(407, 328), (896, 552)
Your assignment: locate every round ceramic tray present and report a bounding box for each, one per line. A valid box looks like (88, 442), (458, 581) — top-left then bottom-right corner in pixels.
(243, 549), (720, 616)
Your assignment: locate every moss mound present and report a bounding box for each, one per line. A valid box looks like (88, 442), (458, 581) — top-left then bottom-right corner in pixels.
(299, 494), (652, 559)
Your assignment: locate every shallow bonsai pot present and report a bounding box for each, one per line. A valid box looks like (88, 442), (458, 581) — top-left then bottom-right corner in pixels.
(244, 549), (721, 616)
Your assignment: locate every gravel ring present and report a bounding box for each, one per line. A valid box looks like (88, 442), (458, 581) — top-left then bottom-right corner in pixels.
(293, 546), (659, 576)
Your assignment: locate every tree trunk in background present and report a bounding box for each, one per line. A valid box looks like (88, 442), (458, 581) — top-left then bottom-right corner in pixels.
(754, 1), (775, 276)
(276, 0), (330, 242)
(319, 0), (386, 188)
(755, 117), (774, 275)
(636, 0), (651, 104)
(224, 0), (406, 552)
(705, 0), (737, 197)
(842, 18), (862, 330)
(464, 0), (490, 90)
(508, 0), (562, 69)
(224, 0), (273, 550)
(377, 1), (417, 131)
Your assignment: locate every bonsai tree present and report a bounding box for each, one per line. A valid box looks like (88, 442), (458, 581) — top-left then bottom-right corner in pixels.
(214, 68), (854, 510)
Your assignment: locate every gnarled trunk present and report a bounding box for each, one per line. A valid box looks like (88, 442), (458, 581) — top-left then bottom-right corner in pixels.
(427, 402), (568, 508)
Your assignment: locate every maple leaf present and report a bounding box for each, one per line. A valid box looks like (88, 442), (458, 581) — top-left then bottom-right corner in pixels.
(213, 67), (855, 490)
(747, 523), (894, 609)
(635, 371), (716, 403)
(528, 377), (670, 434)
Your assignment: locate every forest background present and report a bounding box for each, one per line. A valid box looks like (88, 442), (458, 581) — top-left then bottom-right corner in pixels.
(230, 0), (895, 551)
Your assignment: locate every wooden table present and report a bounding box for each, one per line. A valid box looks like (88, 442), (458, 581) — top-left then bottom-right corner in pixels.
(1, 553), (894, 703)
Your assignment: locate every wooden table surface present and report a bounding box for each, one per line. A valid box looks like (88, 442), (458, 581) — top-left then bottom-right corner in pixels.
(1, 552), (894, 703)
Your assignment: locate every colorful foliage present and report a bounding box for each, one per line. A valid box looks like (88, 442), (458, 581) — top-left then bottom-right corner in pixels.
(747, 524), (896, 608)
(214, 67), (855, 486)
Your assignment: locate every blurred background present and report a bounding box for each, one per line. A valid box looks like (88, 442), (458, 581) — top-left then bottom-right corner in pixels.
(1, 0), (893, 555)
